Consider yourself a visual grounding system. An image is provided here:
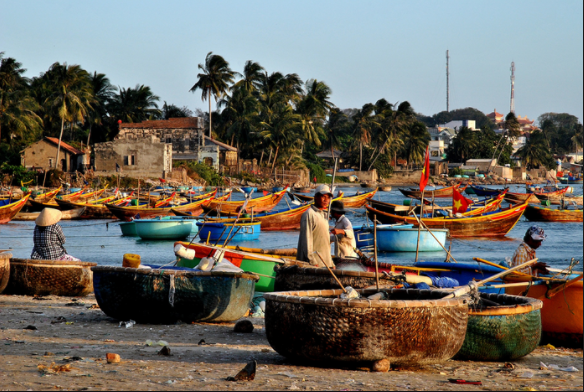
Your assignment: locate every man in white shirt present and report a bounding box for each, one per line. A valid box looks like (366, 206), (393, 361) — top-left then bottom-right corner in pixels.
(329, 200), (358, 258)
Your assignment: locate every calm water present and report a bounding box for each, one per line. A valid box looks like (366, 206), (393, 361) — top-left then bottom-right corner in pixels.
(1, 184), (582, 271)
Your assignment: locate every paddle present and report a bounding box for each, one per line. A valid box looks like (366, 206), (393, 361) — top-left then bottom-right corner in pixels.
(444, 258), (539, 299)
(315, 251), (346, 294)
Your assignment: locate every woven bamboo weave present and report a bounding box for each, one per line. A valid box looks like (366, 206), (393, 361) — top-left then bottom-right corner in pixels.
(6, 258), (96, 297)
(0, 253), (11, 294)
(275, 265), (396, 291)
(455, 293), (543, 361)
(264, 288), (469, 366)
(92, 266), (259, 324)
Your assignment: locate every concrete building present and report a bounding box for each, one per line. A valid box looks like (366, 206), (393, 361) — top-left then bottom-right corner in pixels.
(465, 159), (497, 173)
(20, 137), (89, 172)
(438, 120), (479, 131)
(429, 140), (446, 159)
(429, 127), (456, 147)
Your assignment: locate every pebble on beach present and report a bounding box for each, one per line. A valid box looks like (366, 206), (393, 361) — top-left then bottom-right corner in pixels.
(372, 359), (391, 372)
(234, 319), (254, 333)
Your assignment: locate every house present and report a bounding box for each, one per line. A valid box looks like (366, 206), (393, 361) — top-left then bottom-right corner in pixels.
(429, 127), (456, 147)
(20, 137), (90, 172)
(439, 120), (479, 131)
(429, 140), (446, 159)
(465, 159), (497, 173)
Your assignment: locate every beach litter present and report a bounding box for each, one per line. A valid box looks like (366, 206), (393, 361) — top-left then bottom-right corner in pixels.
(540, 362), (580, 372)
(119, 320), (136, 329)
(226, 360), (257, 382)
(145, 340), (169, 347)
(38, 363), (76, 375)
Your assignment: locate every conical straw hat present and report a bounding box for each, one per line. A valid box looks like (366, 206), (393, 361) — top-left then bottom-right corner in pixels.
(35, 208), (62, 227)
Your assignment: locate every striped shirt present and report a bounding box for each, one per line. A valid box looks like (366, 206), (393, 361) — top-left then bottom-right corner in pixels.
(31, 224), (67, 260)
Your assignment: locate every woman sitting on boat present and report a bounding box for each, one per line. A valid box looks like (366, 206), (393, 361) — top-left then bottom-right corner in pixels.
(506, 225), (550, 276)
(31, 208), (80, 261)
(329, 201), (358, 259)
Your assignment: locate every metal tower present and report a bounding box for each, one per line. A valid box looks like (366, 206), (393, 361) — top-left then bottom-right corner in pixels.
(446, 50), (450, 112)
(510, 61), (515, 114)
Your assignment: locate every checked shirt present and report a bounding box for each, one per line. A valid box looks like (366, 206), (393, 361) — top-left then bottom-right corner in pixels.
(31, 224), (67, 260)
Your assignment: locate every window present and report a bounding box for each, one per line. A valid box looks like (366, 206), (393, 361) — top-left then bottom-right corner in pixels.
(48, 158), (53, 168)
(166, 138), (172, 144)
(123, 155), (136, 166)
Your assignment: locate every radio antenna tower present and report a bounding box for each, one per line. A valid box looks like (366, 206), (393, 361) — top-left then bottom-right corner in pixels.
(446, 50), (450, 112)
(510, 61), (515, 114)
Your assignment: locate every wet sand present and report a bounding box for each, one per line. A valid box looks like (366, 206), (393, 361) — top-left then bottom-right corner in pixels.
(0, 294), (582, 391)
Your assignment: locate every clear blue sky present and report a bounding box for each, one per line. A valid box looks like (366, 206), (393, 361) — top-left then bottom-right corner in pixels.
(2, 0), (583, 123)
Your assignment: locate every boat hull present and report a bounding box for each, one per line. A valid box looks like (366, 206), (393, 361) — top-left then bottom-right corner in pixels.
(135, 219), (194, 240)
(524, 205), (583, 222)
(355, 225), (448, 252)
(92, 266), (258, 324)
(0, 253), (10, 294)
(197, 221), (261, 242)
(119, 221), (138, 236)
(202, 190), (286, 216)
(13, 207), (86, 221)
(399, 184), (463, 199)
(0, 195), (30, 224)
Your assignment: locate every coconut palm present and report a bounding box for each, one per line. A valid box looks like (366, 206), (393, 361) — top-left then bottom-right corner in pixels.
(190, 52), (239, 138)
(448, 126), (478, 162)
(296, 79), (333, 149)
(260, 103), (300, 171)
(515, 131), (554, 170)
(351, 103), (379, 171)
(86, 72), (116, 146)
(108, 84), (161, 124)
(505, 112), (522, 138)
(403, 122), (431, 169)
(233, 61), (264, 94)
(43, 62), (94, 169)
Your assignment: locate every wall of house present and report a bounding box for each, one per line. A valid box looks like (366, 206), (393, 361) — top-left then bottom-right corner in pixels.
(93, 136), (171, 178)
(21, 140), (75, 171)
(198, 146), (220, 171)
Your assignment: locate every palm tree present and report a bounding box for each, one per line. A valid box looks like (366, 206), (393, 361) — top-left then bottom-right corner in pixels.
(351, 103), (378, 171)
(296, 79), (333, 150)
(0, 53), (42, 144)
(190, 52), (239, 138)
(448, 126), (478, 162)
(161, 102), (193, 120)
(233, 61), (264, 94)
(86, 72), (116, 146)
(505, 112), (522, 138)
(403, 122), (431, 170)
(325, 107), (348, 159)
(108, 84), (161, 124)
(260, 103), (300, 172)
(43, 62), (94, 170)
(515, 131), (554, 170)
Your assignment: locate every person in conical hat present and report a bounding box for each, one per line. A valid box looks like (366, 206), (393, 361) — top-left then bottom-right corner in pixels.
(31, 208), (80, 261)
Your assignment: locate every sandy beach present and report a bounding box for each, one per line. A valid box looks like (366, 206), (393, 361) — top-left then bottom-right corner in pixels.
(0, 294), (582, 391)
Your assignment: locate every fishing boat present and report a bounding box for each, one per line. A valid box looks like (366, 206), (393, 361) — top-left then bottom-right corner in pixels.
(341, 188), (378, 208)
(174, 242), (308, 292)
(240, 186), (256, 194)
(197, 221), (261, 242)
(119, 221), (138, 236)
(524, 205), (583, 222)
(56, 187), (88, 202)
(368, 196), (503, 219)
(534, 193), (583, 206)
(559, 176), (583, 185)
(380, 186), (392, 192)
(0, 252), (10, 294)
(289, 190), (344, 203)
(264, 288), (469, 365)
(504, 273), (583, 347)
(274, 265), (398, 291)
(202, 189), (287, 216)
(13, 207), (86, 221)
(5, 258), (97, 296)
(204, 203), (312, 231)
(467, 185), (507, 197)
(134, 218), (195, 240)
(0, 195), (31, 224)
(365, 202), (528, 237)
(54, 194), (131, 219)
(506, 187), (569, 204)
(399, 184), (464, 199)
(455, 293), (543, 361)
(30, 187), (62, 203)
(354, 224), (448, 252)
(92, 266), (259, 324)
(73, 187), (106, 202)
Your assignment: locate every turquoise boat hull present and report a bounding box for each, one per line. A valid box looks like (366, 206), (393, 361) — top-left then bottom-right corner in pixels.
(354, 224), (447, 252)
(119, 222), (138, 236)
(197, 221), (261, 242)
(135, 219), (194, 240)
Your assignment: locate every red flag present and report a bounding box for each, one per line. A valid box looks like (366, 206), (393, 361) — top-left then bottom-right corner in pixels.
(263, 190), (269, 196)
(159, 178), (166, 183)
(453, 188), (471, 214)
(419, 146), (430, 193)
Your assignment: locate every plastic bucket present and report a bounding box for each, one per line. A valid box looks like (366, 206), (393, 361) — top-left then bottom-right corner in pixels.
(403, 199), (412, 206)
(123, 253), (141, 268)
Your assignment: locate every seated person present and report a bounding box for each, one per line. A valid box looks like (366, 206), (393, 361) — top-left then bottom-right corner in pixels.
(505, 225), (549, 276)
(31, 208), (80, 261)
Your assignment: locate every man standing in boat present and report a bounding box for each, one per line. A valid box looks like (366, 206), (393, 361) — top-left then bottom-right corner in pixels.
(329, 200), (358, 259)
(297, 185), (335, 268)
(507, 225), (550, 276)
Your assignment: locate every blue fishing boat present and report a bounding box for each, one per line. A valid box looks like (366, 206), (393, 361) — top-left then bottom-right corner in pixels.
(134, 218), (194, 240)
(272, 186), (285, 193)
(468, 185), (506, 197)
(120, 217), (199, 238)
(119, 221), (138, 236)
(413, 261), (507, 294)
(354, 224), (448, 252)
(197, 221), (261, 242)
(240, 186), (256, 194)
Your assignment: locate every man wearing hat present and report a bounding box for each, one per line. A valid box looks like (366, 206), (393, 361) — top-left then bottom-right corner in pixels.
(297, 184), (334, 268)
(329, 200), (358, 258)
(31, 208), (80, 261)
(509, 225), (550, 276)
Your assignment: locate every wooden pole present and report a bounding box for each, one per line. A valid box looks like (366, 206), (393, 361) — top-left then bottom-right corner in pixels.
(415, 189), (425, 262)
(315, 251), (346, 293)
(373, 215), (380, 291)
(412, 212), (457, 263)
(327, 156), (339, 219)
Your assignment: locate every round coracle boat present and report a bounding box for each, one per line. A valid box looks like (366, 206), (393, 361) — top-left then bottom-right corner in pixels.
(0, 253), (11, 294)
(264, 288), (469, 366)
(5, 258), (96, 297)
(92, 266), (259, 324)
(455, 293), (543, 361)
(274, 265), (397, 292)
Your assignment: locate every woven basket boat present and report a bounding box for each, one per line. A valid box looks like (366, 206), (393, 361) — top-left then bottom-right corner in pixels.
(5, 258), (96, 296)
(92, 266), (259, 324)
(0, 252), (10, 294)
(455, 293), (543, 361)
(274, 265), (397, 292)
(264, 288), (469, 366)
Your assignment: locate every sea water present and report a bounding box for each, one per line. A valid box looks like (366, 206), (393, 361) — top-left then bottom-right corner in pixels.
(1, 184), (582, 270)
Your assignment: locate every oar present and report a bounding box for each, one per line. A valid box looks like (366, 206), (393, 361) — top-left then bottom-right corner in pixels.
(315, 251), (347, 294)
(444, 258), (539, 298)
(474, 257), (569, 274)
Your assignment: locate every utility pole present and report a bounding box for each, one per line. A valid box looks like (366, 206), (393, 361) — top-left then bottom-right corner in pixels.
(510, 61), (515, 114)
(446, 50), (450, 112)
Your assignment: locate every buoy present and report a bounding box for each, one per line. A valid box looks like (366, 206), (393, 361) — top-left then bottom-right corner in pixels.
(123, 253), (141, 268)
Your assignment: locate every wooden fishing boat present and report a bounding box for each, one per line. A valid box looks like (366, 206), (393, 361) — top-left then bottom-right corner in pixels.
(0, 195), (30, 224)
(30, 187), (62, 203)
(368, 196), (503, 218)
(5, 258), (97, 297)
(13, 207), (86, 221)
(264, 288), (469, 365)
(506, 187), (569, 204)
(365, 202), (528, 237)
(534, 193), (583, 206)
(174, 242), (308, 292)
(504, 273), (583, 347)
(197, 221), (261, 242)
(57, 187), (88, 202)
(524, 205), (583, 222)
(455, 293), (543, 361)
(467, 185), (507, 197)
(204, 203), (312, 231)
(0, 252), (10, 294)
(75, 188), (107, 202)
(341, 188), (378, 208)
(559, 177), (583, 185)
(399, 184), (464, 199)
(289, 190), (344, 203)
(354, 224), (448, 252)
(54, 194), (131, 219)
(92, 266), (259, 324)
(202, 189), (287, 216)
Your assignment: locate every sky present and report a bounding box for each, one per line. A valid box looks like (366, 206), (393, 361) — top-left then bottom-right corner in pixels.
(2, 0), (583, 124)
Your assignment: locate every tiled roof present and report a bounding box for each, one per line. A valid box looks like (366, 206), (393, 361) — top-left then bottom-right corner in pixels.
(119, 117), (202, 129)
(44, 137), (85, 155)
(486, 109), (504, 118)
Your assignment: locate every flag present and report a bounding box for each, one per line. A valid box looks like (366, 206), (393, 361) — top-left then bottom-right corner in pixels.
(419, 146), (430, 193)
(263, 190), (269, 196)
(453, 188), (471, 214)
(159, 178), (166, 183)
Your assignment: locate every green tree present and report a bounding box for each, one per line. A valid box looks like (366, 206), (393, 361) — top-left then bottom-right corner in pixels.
(86, 72), (116, 145)
(190, 52), (239, 138)
(296, 79), (333, 150)
(505, 112), (521, 138)
(161, 102), (193, 119)
(447, 126), (478, 162)
(351, 103), (378, 171)
(403, 122), (431, 169)
(260, 103), (300, 171)
(515, 130), (555, 170)
(233, 60), (264, 94)
(108, 84), (161, 125)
